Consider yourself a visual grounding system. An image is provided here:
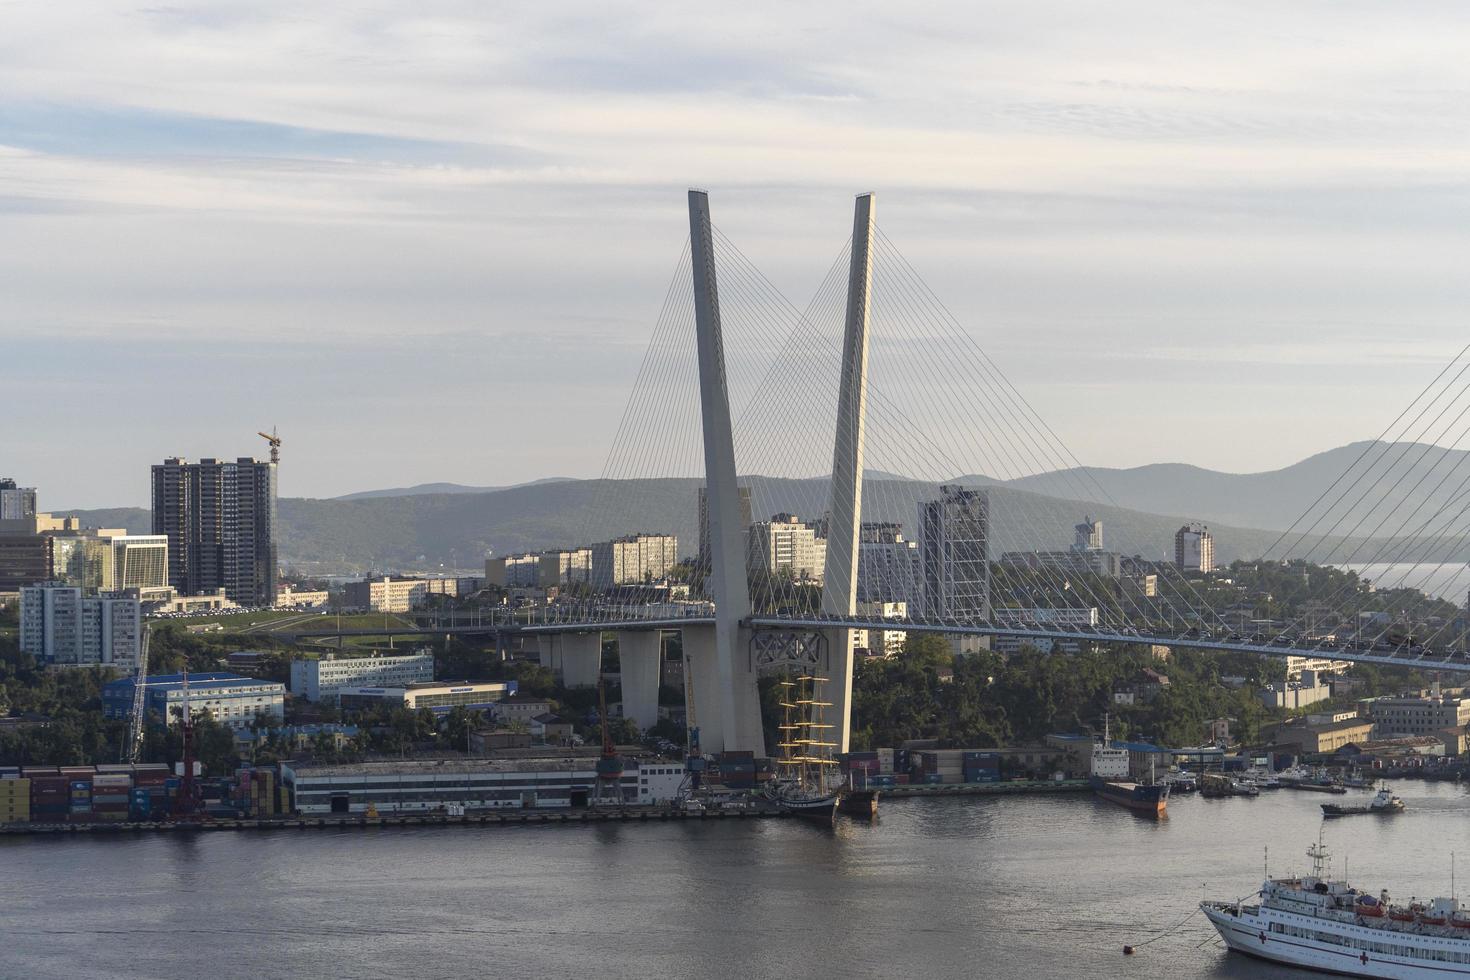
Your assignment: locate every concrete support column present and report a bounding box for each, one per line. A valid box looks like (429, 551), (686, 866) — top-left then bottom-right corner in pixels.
(824, 628), (858, 754)
(618, 630), (662, 733)
(681, 625), (724, 753)
(540, 631), (601, 688)
(689, 189), (764, 755)
(820, 193), (876, 755)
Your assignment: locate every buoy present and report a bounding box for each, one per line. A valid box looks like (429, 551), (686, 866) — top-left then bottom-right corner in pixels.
(1123, 946), (1135, 955)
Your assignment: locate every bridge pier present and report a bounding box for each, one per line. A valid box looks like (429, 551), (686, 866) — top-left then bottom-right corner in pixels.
(617, 630), (661, 733)
(540, 631), (601, 688)
(682, 624), (762, 756)
(823, 628), (857, 755)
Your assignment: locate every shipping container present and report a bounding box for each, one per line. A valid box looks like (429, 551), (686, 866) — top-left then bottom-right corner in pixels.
(923, 773), (945, 784)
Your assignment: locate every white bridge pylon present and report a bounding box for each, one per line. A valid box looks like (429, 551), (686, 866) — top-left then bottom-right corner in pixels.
(687, 190), (875, 756)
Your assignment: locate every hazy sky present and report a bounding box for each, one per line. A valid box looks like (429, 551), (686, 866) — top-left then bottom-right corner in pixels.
(6, 2), (1470, 508)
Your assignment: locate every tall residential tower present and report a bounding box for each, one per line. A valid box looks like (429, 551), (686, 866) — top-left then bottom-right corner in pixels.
(151, 457), (278, 605)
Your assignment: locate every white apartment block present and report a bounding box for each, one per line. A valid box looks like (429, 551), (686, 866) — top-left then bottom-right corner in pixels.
(19, 583), (141, 673)
(290, 650), (436, 704)
(591, 534), (678, 589)
(747, 515), (825, 582)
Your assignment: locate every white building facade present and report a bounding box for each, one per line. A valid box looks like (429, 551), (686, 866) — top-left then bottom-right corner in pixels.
(289, 650), (436, 704)
(20, 583), (141, 672)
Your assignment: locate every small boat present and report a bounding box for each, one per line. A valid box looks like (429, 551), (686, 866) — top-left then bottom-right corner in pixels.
(1321, 786), (1406, 818)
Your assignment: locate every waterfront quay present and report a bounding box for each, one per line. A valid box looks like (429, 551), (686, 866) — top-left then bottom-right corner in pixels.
(0, 803), (793, 837)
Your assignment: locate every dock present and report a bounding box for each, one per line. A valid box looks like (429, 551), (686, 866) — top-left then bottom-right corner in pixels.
(878, 779), (1091, 798)
(0, 805), (793, 837)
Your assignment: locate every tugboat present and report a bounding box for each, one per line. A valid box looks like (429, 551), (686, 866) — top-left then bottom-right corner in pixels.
(1089, 717), (1168, 818)
(1202, 837), (1470, 977)
(1322, 785), (1406, 818)
(768, 674), (841, 823)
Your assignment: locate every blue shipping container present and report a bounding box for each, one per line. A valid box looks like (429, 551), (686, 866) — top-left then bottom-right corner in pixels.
(923, 773), (944, 784)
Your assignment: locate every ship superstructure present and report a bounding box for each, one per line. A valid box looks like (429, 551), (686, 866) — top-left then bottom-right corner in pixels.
(1203, 840), (1470, 978)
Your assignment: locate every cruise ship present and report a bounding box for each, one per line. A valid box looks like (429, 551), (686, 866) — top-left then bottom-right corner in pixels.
(1202, 840), (1470, 978)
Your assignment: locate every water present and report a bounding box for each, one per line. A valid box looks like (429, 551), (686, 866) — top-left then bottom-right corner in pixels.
(1341, 562), (1470, 602)
(5, 784), (1469, 979)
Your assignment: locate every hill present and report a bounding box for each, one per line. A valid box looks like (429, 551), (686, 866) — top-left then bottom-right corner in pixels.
(59, 441), (1465, 573)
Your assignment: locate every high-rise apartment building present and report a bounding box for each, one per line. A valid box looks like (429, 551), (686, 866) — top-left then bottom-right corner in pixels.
(19, 583), (142, 672)
(152, 457), (278, 605)
(919, 485), (990, 621)
(747, 514), (825, 582)
(539, 547), (592, 586)
(0, 479), (37, 520)
(1174, 523), (1214, 574)
(485, 553), (542, 588)
(590, 533), (679, 589)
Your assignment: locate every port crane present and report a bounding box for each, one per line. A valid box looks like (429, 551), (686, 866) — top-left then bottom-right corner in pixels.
(257, 427), (281, 465)
(122, 625), (153, 764)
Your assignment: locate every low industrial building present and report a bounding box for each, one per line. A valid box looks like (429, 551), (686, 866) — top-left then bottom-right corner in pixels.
(289, 650), (435, 704)
(1263, 716), (1374, 754)
(337, 680), (517, 717)
(102, 672), (286, 731)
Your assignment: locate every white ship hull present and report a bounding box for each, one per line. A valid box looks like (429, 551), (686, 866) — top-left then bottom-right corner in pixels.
(1203, 902), (1470, 979)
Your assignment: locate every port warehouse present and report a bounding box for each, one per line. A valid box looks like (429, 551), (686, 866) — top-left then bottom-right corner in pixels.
(287, 758), (689, 814)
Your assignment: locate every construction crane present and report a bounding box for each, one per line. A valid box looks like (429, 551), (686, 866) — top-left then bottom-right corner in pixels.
(123, 625), (153, 764)
(591, 676), (625, 807)
(257, 427), (281, 465)
(677, 652), (705, 801)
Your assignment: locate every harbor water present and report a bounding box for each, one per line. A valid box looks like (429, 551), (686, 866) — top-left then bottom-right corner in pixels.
(5, 782), (1470, 979)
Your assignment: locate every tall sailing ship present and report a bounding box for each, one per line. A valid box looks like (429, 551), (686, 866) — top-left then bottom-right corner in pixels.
(1203, 839), (1470, 978)
(768, 674), (842, 821)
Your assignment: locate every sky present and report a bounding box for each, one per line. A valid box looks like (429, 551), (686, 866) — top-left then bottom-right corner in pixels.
(5, 2), (1470, 508)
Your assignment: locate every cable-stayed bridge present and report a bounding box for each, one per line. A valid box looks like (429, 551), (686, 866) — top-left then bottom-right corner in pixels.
(496, 190), (1470, 756)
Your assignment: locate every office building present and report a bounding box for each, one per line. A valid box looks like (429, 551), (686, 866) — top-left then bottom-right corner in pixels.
(152, 456), (278, 606)
(918, 485), (990, 621)
(0, 479), (37, 520)
(1074, 516), (1103, 552)
(19, 584), (142, 672)
(1367, 693), (1470, 737)
(0, 510), (80, 592)
(102, 672), (285, 730)
(590, 533), (678, 589)
(485, 553), (541, 588)
(856, 528), (923, 612)
(289, 651), (436, 705)
(1174, 523), (1214, 574)
(46, 531), (170, 594)
(747, 514), (825, 582)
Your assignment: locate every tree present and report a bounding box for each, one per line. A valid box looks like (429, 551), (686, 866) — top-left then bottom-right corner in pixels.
(901, 633), (955, 669)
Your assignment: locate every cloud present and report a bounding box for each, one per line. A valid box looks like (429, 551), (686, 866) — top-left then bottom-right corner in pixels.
(6, 2), (1470, 505)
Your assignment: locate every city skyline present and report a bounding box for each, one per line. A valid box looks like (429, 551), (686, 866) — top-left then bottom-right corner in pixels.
(8, 3), (1470, 507)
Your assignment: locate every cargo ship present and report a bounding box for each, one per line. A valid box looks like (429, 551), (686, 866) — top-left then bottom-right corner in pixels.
(1202, 838), (1470, 977)
(1089, 721), (1168, 817)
